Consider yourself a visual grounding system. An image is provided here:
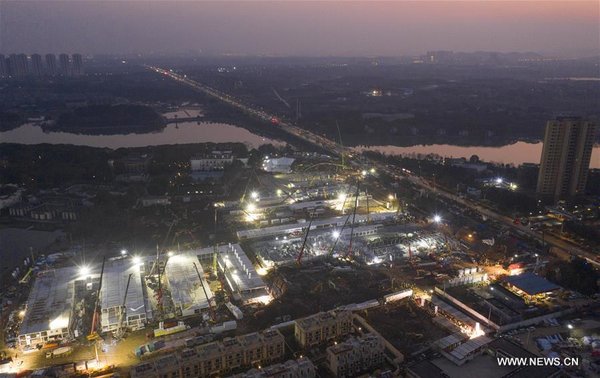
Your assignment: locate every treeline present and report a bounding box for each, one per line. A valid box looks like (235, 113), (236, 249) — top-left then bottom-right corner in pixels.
(51, 104), (165, 135)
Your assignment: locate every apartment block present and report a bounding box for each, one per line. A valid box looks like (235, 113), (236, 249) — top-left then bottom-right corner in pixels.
(326, 334), (385, 378)
(294, 310), (353, 348)
(130, 329), (285, 378)
(231, 357), (316, 378)
(537, 117), (596, 201)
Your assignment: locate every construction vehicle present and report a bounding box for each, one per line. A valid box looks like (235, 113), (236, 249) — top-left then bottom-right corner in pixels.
(87, 257), (106, 341)
(45, 346), (72, 359)
(153, 321), (189, 338)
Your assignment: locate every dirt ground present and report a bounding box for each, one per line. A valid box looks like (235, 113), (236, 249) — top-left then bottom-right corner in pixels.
(363, 300), (451, 356)
(244, 259), (390, 330)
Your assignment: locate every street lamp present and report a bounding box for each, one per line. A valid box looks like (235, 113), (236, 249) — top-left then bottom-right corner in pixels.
(332, 230), (340, 239)
(132, 256), (142, 266)
(495, 177), (503, 184)
(79, 265), (91, 277)
(250, 191), (259, 200)
(433, 214), (442, 223)
(121, 249), (127, 256)
(567, 324), (573, 330)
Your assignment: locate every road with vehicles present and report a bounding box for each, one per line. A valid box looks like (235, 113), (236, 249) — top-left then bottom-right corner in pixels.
(147, 66), (598, 267)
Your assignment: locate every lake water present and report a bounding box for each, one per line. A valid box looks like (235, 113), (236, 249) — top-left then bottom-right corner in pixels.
(356, 141), (600, 169)
(0, 228), (65, 281)
(0, 122), (283, 149)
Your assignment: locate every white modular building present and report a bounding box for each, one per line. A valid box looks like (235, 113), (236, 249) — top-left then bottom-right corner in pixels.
(165, 252), (214, 317)
(18, 267), (77, 347)
(100, 258), (148, 333)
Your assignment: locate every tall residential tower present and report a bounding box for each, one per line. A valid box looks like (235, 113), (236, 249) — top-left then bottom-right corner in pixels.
(536, 117), (596, 201)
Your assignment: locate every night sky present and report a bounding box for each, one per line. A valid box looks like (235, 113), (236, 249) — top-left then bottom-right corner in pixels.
(1, 1), (598, 57)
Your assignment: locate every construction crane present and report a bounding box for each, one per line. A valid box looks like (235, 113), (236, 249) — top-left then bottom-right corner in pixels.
(193, 262), (216, 321)
(115, 273), (133, 340)
(328, 180), (360, 258)
(87, 257), (106, 341)
(336, 121), (345, 170)
(344, 180), (361, 259)
(296, 214), (315, 265)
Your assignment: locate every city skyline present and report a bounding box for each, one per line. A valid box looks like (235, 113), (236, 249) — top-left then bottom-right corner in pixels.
(0, 1), (598, 57)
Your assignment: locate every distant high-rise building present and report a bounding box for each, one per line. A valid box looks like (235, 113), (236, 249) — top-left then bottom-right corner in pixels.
(45, 54), (57, 76)
(71, 54), (84, 76)
(0, 54), (6, 78)
(7, 54), (28, 77)
(536, 117), (596, 201)
(30, 54), (43, 76)
(58, 53), (71, 76)
(17, 54), (29, 76)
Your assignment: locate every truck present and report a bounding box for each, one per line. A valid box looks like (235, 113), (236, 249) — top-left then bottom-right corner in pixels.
(153, 321), (189, 338)
(45, 346), (73, 359)
(134, 340), (166, 358)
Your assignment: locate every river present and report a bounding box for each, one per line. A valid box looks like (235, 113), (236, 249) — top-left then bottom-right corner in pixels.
(356, 141), (600, 169)
(0, 122), (283, 149)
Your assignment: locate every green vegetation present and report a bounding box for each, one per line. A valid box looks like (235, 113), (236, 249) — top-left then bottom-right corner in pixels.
(0, 112), (23, 131)
(545, 258), (599, 296)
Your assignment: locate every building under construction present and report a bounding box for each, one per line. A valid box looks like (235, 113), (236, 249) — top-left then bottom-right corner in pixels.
(100, 258), (149, 333)
(164, 252), (214, 317)
(18, 267), (78, 347)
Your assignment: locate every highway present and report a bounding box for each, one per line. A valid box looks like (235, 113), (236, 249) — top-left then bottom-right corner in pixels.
(146, 66), (598, 267)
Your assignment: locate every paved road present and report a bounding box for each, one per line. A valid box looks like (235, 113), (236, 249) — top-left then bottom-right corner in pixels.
(147, 66), (598, 267)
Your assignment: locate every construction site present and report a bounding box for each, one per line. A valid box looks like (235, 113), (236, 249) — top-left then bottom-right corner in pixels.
(3, 151), (597, 378)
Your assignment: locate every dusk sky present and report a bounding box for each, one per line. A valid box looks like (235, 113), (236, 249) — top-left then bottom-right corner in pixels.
(1, 1), (598, 57)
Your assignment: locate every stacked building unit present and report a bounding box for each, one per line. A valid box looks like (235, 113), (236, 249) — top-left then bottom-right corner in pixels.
(217, 244), (270, 304)
(18, 267), (77, 347)
(130, 329), (285, 378)
(100, 258), (149, 333)
(164, 252), (213, 317)
(294, 310), (353, 348)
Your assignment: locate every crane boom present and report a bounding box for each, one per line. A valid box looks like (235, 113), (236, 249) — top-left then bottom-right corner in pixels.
(296, 215), (315, 265)
(193, 262), (215, 321)
(87, 256), (106, 341)
(116, 273), (133, 339)
(344, 180), (361, 259)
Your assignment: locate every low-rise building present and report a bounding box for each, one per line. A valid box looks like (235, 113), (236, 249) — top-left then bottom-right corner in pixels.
(191, 150), (234, 171)
(18, 267), (77, 348)
(326, 334), (385, 378)
(165, 252), (213, 317)
(100, 258), (149, 333)
(294, 310), (353, 348)
(130, 329), (285, 378)
(232, 357), (316, 378)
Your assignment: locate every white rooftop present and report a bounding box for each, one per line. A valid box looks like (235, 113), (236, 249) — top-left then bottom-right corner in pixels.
(101, 258), (146, 326)
(217, 244), (266, 293)
(20, 266), (76, 336)
(165, 252), (213, 314)
(237, 212), (394, 239)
